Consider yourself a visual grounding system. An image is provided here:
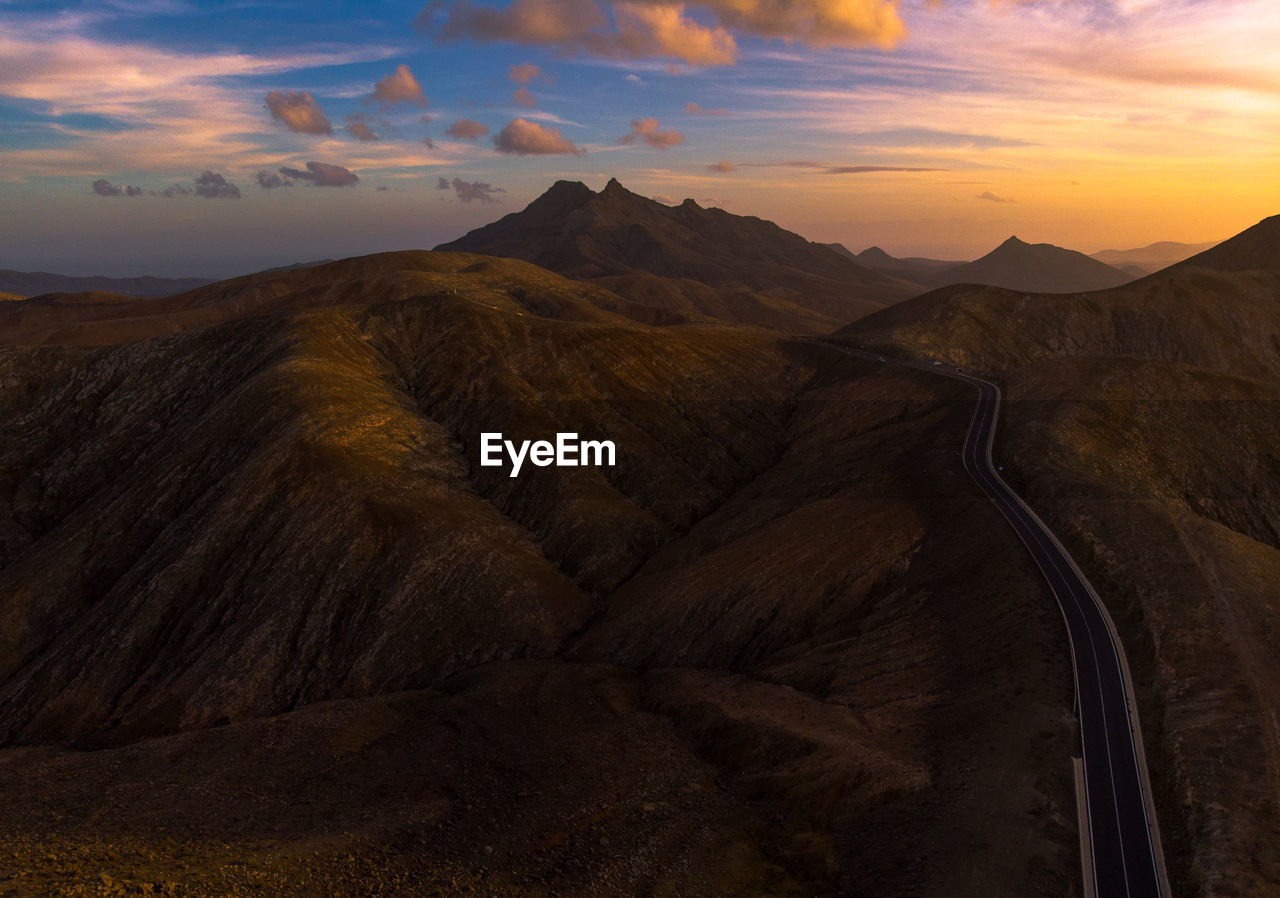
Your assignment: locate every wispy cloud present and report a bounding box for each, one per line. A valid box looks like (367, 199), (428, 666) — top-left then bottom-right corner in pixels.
(0, 15), (402, 179)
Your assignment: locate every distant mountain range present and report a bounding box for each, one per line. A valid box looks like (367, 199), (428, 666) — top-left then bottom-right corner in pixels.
(0, 269), (214, 299)
(1090, 240), (1219, 275)
(844, 237), (1134, 294)
(438, 178), (917, 333)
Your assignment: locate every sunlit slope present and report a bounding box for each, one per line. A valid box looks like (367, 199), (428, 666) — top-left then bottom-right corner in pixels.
(0, 253), (798, 746)
(0, 251), (646, 347)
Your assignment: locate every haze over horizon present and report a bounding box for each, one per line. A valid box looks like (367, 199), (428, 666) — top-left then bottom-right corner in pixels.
(2, 0), (1278, 277)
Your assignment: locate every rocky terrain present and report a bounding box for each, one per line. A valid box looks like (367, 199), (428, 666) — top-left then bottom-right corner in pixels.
(2, 204), (1276, 897)
(842, 212), (1280, 896)
(0, 250), (1079, 895)
(438, 179), (917, 332)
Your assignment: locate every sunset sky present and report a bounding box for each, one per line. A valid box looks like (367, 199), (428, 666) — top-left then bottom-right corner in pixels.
(2, 0), (1278, 277)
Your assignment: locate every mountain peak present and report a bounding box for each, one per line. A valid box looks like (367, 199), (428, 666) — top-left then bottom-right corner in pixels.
(931, 234), (1133, 293)
(857, 246), (896, 263)
(435, 177), (912, 331)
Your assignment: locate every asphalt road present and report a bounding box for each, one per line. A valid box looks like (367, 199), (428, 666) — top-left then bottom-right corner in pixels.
(838, 347), (1170, 898)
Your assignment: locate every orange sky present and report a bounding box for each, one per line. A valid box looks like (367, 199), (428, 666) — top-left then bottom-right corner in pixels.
(1, 0), (1277, 274)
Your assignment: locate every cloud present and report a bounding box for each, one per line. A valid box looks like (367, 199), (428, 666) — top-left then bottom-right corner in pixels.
(734, 161), (945, 174)
(513, 86), (537, 107)
(345, 113), (382, 141)
(446, 118), (490, 139)
(617, 117), (684, 148)
(92, 178), (142, 196)
(156, 183), (192, 198)
(256, 170), (286, 189)
(651, 193), (680, 204)
(842, 127), (1037, 149)
(0, 19), (405, 179)
(265, 90), (333, 135)
(706, 159), (736, 172)
(493, 117), (585, 155)
(422, 136), (436, 148)
(977, 190), (1015, 202)
(418, 0), (905, 66)
(823, 165), (945, 173)
(437, 176), (506, 203)
(508, 62), (544, 83)
(194, 170), (240, 198)
(685, 101), (727, 115)
(623, 73), (646, 85)
(278, 161), (360, 187)
(366, 64), (428, 107)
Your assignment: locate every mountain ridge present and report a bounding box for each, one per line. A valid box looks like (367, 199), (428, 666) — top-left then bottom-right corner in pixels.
(437, 178), (918, 332)
(0, 269), (214, 299)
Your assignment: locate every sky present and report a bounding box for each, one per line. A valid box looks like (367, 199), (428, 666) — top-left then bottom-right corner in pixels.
(1, 0), (1278, 277)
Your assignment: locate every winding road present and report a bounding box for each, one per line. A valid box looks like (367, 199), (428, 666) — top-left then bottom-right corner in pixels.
(837, 347), (1172, 898)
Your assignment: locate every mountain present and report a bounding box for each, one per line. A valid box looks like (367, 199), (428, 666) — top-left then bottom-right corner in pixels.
(0, 269), (213, 299)
(1091, 240), (1219, 274)
(437, 178), (917, 333)
(1169, 213), (1280, 273)
(0, 249), (1080, 895)
(856, 246), (959, 271)
(840, 213), (1280, 895)
(843, 245), (964, 285)
(927, 235), (1135, 293)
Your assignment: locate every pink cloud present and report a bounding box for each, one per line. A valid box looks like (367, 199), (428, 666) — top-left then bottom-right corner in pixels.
(366, 64), (428, 107)
(493, 118), (585, 155)
(513, 86), (537, 108)
(685, 101), (727, 115)
(421, 0), (905, 66)
(508, 63), (544, 83)
(446, 118), (490, 139)
(265, 90), (332, 135)
(617, 117), (685, 148)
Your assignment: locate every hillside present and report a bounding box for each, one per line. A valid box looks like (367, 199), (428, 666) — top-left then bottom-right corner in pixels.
(839, 213), (1280, 895)
(1170, 213), (1280, 273)
(438, 179), (917, 332)
(928, 236), (1134, 293)
(0, 252), (1079, 895)
(0, 269), (212, 299)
